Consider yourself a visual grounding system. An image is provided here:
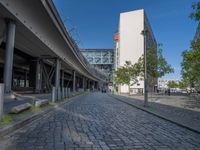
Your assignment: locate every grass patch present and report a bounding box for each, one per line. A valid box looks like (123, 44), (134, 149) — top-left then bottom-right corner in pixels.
(0, 114), (13, 127)
(29, 106), (41, 113)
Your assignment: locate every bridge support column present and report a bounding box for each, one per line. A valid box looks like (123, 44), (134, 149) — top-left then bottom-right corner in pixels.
(55, 59), (60, 100)
(73, 71), (76, 92)
(3, 19), (16, 93)
(61, 70), (64, 88)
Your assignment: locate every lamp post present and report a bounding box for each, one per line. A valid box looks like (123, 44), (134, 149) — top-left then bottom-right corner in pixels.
(141, 29), (148, 107)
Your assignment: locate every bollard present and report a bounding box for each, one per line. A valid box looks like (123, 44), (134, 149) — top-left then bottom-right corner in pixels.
(0, 84), (4, 120)
(52, 86), (56, 103)
(65, 88), (67, 98)
(67, 88), (70, 98)
(62, 87), (65, 99)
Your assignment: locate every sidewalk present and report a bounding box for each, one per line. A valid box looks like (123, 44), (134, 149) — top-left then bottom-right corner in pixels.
(0, 91), (88, 136)
(109, 93), (200, 133)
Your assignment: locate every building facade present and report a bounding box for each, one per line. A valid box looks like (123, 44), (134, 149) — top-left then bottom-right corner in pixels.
(81, 49), (114, 83)
(115, 9), (157, 94)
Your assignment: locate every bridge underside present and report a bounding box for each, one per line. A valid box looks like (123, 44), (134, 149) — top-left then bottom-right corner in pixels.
(0, 0), (105, 96)
(0, 44), (98, 94)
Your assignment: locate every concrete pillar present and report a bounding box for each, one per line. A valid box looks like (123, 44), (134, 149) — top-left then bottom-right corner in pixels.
(3, 20), (16, 93)
(55, 59), (60, 100)
(61, 70), (64, 88)
(73, 71), (76, 92)
(0, 84), (4, 120)
(57, 87), (61, 100)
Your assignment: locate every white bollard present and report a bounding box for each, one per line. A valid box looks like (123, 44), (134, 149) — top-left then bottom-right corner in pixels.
(65, 88), (67, 98)
(52, 86), (56, 102)
(0, 84), (4, 120)
(62, 87), (65, 99)
(67, 88), (70, 98)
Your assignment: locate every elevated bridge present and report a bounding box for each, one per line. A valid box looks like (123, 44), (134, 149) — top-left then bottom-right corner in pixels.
(0, 0), (106, 96)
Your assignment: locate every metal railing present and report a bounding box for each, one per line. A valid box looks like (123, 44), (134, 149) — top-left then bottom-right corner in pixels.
(68, 36), (107, 81)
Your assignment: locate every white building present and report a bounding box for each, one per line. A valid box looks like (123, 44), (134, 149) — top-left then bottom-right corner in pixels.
(115, 9), (157, 94)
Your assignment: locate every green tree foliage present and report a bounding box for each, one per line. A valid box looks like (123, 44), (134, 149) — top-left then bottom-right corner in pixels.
(147, 45), (174, 79)
(190, 2), (200, 21)
(143, 45), (174, 89)
(167, 81), (179, 88)
(178, 80), (189, 89)
(114, 60), (143, 94)
(114, 45), (173, 94)
(181, 40), (200, 90)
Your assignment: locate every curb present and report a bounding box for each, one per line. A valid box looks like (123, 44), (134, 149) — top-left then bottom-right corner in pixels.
(108, 94), (200, 134)
(0, 92), (89, 137)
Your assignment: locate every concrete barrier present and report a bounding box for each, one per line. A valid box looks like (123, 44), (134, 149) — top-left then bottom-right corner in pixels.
(35, 99), (49, 107)
(10, 103), (32, 114)
(78, 88), (84, 92)
(0, 84), (4, 120)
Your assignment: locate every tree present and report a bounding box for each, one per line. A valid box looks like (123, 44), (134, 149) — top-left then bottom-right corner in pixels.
(114, 60), (143, 95)
(178, 80), (189, 89)
(114, 45), (173, 94)
(147, 45), (174, 79)
(181, 39), (200, 90)
(139, 44), (174, 90)
(167, 81), (178, 88)
(190, 2), (200, 21)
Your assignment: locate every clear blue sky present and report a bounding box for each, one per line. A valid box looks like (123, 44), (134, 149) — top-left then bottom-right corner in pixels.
(53, 0), (198, 80)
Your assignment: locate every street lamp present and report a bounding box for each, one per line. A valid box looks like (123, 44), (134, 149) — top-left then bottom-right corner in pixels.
(141, 29), (148, 107)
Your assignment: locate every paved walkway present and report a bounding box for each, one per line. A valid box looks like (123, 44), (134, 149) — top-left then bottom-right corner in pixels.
(111, 93), (200, 132)
(1, 93), (200, 150)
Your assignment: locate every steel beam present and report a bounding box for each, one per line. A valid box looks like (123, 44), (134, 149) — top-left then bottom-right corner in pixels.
(35, 60), (42, 93)
(3, 19), (16, 93)
(0, 84), (4, 120)
(55, 59), (60, 99)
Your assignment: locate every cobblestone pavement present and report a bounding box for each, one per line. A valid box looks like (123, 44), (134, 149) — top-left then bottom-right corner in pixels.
(113, 93), (200, 132)
(2, 93), (200, 150)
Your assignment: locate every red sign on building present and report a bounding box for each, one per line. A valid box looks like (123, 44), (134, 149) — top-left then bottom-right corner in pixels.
(114, 33), (119, 41)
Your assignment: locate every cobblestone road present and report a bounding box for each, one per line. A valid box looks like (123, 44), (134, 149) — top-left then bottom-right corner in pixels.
(3, 93), (200, 150)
